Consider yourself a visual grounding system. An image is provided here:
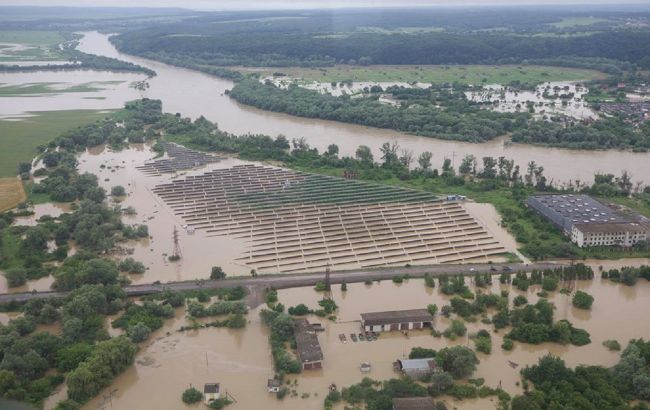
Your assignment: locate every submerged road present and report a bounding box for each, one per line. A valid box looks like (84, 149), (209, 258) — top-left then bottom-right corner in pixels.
(0, 262), (563, 306)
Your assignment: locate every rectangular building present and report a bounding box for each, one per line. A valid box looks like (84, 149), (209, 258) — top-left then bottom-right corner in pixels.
(394, 358), (437, 378)
(294, 319), (323, 370)
(360, 309), (433, 332)
(527, 194), (649, 248)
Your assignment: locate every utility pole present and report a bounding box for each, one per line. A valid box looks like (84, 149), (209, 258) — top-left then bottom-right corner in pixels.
(324, 265), (331, 292)
(172, 226), (182, 259)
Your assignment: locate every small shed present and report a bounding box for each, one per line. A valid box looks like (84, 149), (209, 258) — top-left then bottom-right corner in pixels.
(267, 379), (281, 393)
(203, 383), (220, 404)
(395, 358), (437, 378)
(392, 397), (436, 410)
(361, 309), (433, 332)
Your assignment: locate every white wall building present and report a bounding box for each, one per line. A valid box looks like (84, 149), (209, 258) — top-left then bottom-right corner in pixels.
(571, 223), (649, 248)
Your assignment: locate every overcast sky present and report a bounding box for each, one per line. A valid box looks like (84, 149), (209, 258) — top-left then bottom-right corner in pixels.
(2, 0), (649, 10)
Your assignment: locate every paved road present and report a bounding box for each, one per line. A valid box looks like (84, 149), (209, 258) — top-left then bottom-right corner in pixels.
(0, 262), (563, 306)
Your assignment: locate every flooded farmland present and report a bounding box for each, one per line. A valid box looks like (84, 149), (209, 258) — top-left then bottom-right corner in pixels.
(78, 267), (650, 410)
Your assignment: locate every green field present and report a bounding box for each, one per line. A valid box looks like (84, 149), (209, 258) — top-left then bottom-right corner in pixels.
(0, 30), (65, 61)
(549, 17), (611, 28)
(0, 81), (124, 96)
(262, 64), (605, 85)
(0, 110), (111, 177)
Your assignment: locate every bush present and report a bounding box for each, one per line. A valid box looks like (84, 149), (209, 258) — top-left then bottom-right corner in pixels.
(427, 304), (438, 316)
(110, 185), (126, 197)
(443, 319), (467, 340)
(181, 387), (203, 404)
(210, 266), (226, 280)
(118, 258), (145, 274)
(127, 322), (151, 342)
(603, 339), (621, 351)
(409, 347), (437, 359)
(4, 269), (27, 288)
(208, 398), (232, 409)
(502, 338), (514, 351)
(513, 295), (528, 307)
(474, 335), (492, 354)
(572, 290), (594, 310)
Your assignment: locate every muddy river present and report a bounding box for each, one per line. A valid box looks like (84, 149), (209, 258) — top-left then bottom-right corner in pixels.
(67, 259), (650, 410)
(70, 31), (650, 186)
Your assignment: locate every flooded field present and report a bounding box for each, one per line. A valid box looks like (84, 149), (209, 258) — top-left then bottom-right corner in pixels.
(78, 263), (650, 410)
(0, 70), (145, 119)
(466, 82), (597, 120)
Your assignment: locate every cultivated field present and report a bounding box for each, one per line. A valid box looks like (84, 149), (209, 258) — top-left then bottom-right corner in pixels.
(152, 164), (506, 273)
(0, 178), (25, 212)
(258, 64), (605, 85)
(0, 110), (110, 177)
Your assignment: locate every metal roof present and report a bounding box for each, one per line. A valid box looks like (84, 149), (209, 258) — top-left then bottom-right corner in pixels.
(203, 383), (220, 394)
(294, 319), (323, 363)
(397, 358), (437, 371)
(361, 309), (432, 326)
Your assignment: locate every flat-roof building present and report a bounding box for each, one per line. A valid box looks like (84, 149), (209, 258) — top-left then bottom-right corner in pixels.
(360, 309), (433, 332)
(527, 194), (650, 248)
(294, 319), (323, 370)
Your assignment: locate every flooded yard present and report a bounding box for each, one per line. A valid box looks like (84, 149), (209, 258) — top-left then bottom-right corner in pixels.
(78, 265), (650, 410)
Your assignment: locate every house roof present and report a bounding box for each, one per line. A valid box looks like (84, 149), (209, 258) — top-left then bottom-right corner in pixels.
(294, 318), (323, 363)
(392, 397), (436, 410)
(267, 379), (281, 388)
(574, 222), (649, 234)
(361, 309), (432, 326)
(203, 383), (220, 394)
(397, 358), (437, 372)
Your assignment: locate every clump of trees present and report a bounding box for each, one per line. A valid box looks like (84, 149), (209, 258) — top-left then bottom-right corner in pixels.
(602, 265), (650, 286)
(572, 290), (594, 310)
(181, 387), (203, 404)
(259, 309), (302, 375)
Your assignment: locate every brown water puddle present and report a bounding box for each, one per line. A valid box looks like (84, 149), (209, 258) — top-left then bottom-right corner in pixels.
(80, 267), (650, 410)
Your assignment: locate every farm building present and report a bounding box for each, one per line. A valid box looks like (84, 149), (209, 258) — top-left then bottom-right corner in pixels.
(527, 194), (650, 247)
(294, 319), (323, 370)
(267, 379), (281, 393)
(360, 309), (433, 332)
(392, 397), (436, 410)
(394, 358), (437, 378)
(203, 383), (220, 404)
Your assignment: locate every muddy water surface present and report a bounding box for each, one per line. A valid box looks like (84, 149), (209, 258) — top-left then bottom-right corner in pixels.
(80, 272), (650, 410)
(74, 32), (650, 186)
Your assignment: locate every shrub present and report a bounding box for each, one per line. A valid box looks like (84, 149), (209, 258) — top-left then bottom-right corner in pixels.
(110, 185), (126, 197)
(210, 266), (226, 280)
(513, 295), (528, 307)
(572, 291), (594, 310)
(181, 387), (203, 404)
(127, 322), (151, 342)
(502, 338), (514, 351)
(409, 347), (437, 359)
(603, 339), (621, 351)
(427, 304), (438, 316)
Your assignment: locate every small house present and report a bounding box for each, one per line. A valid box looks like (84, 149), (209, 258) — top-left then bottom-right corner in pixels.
(203, 383), (220, 404)
(267, 379), (281, 393)
(394, 358), (437, 378)
(392, 397), (436, 410)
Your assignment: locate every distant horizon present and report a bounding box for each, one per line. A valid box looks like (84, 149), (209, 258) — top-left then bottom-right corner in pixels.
(2, 1), (650, 12)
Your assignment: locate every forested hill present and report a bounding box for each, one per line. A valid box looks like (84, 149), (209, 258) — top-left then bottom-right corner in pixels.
(111, 8), (650, 68)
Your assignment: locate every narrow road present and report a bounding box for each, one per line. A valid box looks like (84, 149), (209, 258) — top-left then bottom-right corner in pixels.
(0, 262), (563, 306)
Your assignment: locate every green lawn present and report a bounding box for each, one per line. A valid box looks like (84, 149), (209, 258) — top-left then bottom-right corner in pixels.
(0, 81), (124, 96)
(0, 110), (112, 177)
(0, 30), (65, 61)
(262, 64), (605, 85)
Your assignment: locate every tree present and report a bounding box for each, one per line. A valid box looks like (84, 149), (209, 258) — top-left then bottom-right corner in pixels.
(436, 346), (479, 379)
(355, 145), (374, 165)
(127, 322), (151, 342)
(417, 151), (433, 171)
(4, 269), (26, 288)
(428, 372), (454, 396)
(182, 387), (203, 404)
(18, 162), (31, 174)
(326, 144), (339, 157)
(379, 142), (399, 168)
(427, 304), (438, 316)
(210, 266), (226, 280)
(572, 290), (594, 310)
(110, 185), (126, 197)
(459, 155), (476, 176)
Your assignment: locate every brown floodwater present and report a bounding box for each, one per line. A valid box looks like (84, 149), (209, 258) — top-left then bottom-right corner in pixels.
(78, 263), (650, 410)
(71, 31), (650, 186)
(76, 143), (253, 281)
